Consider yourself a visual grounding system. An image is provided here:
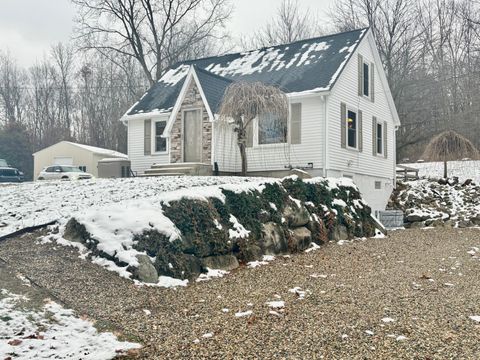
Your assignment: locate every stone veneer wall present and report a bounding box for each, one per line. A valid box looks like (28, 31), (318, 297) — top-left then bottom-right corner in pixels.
(170, 79), (212, 164)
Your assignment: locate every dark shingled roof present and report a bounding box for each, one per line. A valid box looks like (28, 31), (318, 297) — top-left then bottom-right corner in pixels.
(193, 66), (233, 114)
(126, 28), (368, 117)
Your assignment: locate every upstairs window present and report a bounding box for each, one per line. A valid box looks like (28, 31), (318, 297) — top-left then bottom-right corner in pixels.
(358, 54), (374, 102)
(347, 110), (357, 149)
(363, 62), (370, 97)
(258, 113), (287, 145)
(155, 120), (167, 152)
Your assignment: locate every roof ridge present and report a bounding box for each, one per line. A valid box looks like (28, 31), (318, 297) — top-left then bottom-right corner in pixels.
(193, 65), (234, 83)
(177, 27), (369, 67)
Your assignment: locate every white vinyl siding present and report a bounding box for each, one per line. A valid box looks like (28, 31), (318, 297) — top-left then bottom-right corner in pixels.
(213, 96), (325, 173)
(327, 33), (396, 212)
(128, 116), (170, 175)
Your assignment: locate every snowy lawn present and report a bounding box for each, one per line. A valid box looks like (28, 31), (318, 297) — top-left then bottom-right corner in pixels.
(400, 160), (480, 183)
(0, 289), (140, 359)
(0, 176), (267, 238)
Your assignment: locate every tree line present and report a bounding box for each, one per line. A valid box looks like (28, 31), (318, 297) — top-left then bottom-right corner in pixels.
(1, 0), (479, 179)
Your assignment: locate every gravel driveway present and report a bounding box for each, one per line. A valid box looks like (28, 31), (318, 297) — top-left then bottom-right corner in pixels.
(0, 228), (479, 359)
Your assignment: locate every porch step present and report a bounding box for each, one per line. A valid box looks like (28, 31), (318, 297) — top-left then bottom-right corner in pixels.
(143, 162), (212, 177)
(139, 172), (185, 177)
(145, 167), (195, 174)
(150, 162), (208, 169)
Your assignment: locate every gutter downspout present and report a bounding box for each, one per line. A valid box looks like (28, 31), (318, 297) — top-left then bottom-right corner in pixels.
(322, 94), (329, 177)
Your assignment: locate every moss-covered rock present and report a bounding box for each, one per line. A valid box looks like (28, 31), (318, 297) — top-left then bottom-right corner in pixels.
(162, 199), (231, 257)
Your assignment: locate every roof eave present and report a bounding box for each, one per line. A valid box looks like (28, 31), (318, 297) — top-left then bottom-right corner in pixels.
(120, 111), (171, 122)
(287, 89), (330, 99)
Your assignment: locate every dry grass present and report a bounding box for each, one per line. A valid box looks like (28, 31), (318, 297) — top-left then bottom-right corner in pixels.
(422, 130), (479, 161)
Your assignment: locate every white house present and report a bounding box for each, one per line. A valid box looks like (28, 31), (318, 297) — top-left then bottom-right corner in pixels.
(120, 28), (400, 213)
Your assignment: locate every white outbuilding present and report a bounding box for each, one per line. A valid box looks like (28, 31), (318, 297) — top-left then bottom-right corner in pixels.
(33, 141), (128, 179)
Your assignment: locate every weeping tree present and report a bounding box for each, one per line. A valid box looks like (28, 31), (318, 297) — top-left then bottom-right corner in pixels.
(218, 82), (288, 176)
(422, 130), (480, 178)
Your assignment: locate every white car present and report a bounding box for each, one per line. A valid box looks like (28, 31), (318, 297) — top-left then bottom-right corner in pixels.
(37, 165), (94, 181)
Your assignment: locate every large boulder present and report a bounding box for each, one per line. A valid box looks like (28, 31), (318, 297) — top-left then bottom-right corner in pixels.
(283, 204), (310, 227)
(63, 218), (90, 244)
(405, 213), (429, 223)
(261, 222), (288, 255)
(237, 241), (263, 262)
(154, 252), (204, 280)
(329, 224), (349, 241)
(290, 227), (312, 251)
(471, 214), (480, 226)
(132, 255), (158, 284)
(201, 255), (239, 271)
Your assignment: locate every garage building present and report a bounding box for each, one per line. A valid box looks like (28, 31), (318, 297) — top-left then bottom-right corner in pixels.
(33, 141), (128, 179)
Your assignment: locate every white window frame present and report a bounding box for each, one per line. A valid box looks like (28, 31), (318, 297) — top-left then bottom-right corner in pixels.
(376, 121), (383, 155)
(254, 113), (288, 147)
(362, 60), (371, 99)
(346, 107), (358, 150)
(152, 118), (169, 155)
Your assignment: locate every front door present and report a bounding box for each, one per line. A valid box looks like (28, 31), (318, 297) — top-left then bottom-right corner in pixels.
(183, 109), (202, 162)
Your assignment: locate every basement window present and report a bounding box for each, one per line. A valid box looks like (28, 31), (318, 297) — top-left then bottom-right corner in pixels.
(375, 181), (382, 190)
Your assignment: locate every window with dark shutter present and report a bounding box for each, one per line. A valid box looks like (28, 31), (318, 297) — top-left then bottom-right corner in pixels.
(376, 123), (383, 155)
(363, 62), (369, 97)
(245, 120), (253, 148)
(341, 102), (347, 148)
(383, 121), (388, 158)
(144, 119), (151, 155)
(290, 103), (301, 145)
(155, 120), (167, 152)
(347, 110), (357, 149)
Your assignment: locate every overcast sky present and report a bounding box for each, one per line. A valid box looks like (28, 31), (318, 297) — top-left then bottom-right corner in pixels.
(0, 0), (334, 67)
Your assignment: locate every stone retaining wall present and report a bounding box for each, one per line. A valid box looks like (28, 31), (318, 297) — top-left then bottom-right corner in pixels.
(64, 177), (378, 283)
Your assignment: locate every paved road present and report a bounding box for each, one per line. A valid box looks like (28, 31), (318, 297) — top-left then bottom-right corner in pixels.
(0, 228), (479, 359)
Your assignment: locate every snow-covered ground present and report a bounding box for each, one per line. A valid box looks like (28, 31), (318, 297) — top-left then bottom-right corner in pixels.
(0, 176), (267, 238)
(400, 160), (480, 183)
(0, 289), (140, 359)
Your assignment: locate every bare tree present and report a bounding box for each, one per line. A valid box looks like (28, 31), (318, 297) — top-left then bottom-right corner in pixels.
(72, 0), (232, 85)
(51, 43), (75, 139)
(218, 82), (288, 176)
(0, 52), (27, 125)
(243, 0), (324, 49)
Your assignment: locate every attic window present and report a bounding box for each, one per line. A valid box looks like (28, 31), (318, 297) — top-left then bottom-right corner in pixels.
(258, 113), (287, 145)
(363, 62), (370, 97)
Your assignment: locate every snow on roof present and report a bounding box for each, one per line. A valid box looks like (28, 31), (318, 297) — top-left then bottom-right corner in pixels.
(125, 28), (368, 117)
(66, 142), (128, 158)
(33, 141), (127, 158)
